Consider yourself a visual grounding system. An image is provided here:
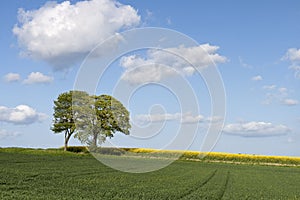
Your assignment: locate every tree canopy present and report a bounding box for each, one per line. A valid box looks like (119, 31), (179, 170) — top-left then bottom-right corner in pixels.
(51, 90), (130, 151)
(51, 90), (89, 151)
(74, 94), (131, 148)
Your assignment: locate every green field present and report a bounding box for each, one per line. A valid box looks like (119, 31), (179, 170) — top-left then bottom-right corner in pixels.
(1, 148), (300, 199)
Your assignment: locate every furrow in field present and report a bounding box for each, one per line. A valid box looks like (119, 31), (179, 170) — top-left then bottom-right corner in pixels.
(218, 171), (230, 200)
(178, 169), (217, 199)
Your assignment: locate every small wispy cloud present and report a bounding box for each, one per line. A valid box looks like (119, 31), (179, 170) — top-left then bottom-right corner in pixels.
(166, 17), (172, 25)
(239, 56), (252, 69)
(261, 86), (298, 106)
(262, 85), (276, 90)
(282, 48), (300, 79)
(251, 75), (263, 81)
(281, 98), (299, 106)
(4, 73), (21, 82)
(223, 121), (290, 137)
(23, 72), (53, 84)
(134, 113), (224, 125)
(278, 87), (288, 94)
(0, 129), (20, 139)
(134, 112), (205, 124)
(205, 116), (223, 123)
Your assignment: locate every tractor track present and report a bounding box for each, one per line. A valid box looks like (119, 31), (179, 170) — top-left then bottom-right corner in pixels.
(178, 170), (217, 199)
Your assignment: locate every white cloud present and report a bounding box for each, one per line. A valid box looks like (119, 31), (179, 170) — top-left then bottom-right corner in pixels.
(261, 86), (298, 106)
(0, 129), (20, 139)
(282, 48), (300, 62)
(0, 105), (48, 125)
(181, 113), (205, 124)
(134, 112), (204, 124)
(262, 85), (276, 90)
(278, 87), (288, 94)
(121, 64), (177, 84)
(223, 121), (290, 137)
(120, 44), (227, 84)
(4, 73), (21, 82)
(251, 75), (262, 81)
(281, 98), (299, 106)
(166, 17), (172, 25)
(289, 65), (300, 79)
(239, 56), (252, 69)
(206, 116), (223, 123)
(13, 0), (140, 70)
(23, 72), (53, 84)
(261, 93), (274, 105)
(282, 48), (300, 79)
(136, 113), (179, 123)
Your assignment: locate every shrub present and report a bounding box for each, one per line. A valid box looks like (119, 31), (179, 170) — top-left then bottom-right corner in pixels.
(64, 146), (89, 153)
(89, 147), (125, 156)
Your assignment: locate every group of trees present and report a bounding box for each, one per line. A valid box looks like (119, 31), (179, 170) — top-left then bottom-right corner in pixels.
(51, 90), (131, 151)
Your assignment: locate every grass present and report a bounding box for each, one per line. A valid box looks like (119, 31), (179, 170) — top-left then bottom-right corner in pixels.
(60, 146), (300, 166)
(1, 148), (300, 199)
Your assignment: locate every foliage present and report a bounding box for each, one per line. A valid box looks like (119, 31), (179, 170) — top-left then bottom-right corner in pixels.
(90, 147), (125, 156)
(51, 90), (89, 151)
(1, 148), (300, 199)
(73, 94), (131, 148)
(61, 146), (89, 153)
(52, 91), (131, 150)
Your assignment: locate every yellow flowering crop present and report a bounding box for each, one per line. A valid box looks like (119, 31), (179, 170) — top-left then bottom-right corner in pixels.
(122, 148), (300, 165)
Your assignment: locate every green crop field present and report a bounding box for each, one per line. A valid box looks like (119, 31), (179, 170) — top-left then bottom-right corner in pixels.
(1, 148), (300, 199)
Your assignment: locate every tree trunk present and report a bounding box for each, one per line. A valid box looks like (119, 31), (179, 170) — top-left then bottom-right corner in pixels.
(64, 131), (71, 151)
(92, 133), (98, 148)
(64, 138), (68, 151)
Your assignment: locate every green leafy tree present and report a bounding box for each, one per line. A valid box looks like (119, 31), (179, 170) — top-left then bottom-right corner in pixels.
(74, 94), (131, 149)
(51, 90), (89, 151)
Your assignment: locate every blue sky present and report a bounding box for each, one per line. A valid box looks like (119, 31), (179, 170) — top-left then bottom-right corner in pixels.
(1, 0), (300, 156)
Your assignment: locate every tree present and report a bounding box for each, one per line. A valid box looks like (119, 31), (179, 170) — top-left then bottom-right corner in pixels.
(51, 90), (89, 151)
(74, 94), (131, 149)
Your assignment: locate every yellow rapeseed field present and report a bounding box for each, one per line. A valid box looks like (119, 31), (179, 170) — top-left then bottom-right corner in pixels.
(122, 148), (300, 165)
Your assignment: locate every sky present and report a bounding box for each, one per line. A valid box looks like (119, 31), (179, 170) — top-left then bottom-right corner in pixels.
(0, 0), (300, 156)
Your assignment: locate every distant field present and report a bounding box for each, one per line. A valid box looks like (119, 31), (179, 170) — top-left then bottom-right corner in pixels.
(1, 148), (300, 199)
(122, 148), (300, 166)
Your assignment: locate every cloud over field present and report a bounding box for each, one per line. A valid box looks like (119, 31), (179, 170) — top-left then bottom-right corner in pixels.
(120, 44), (227, 84)
(0, 105), (48, 125)
(223, 121), (290, 137)
(134, 112), (223, 125)
(251, 75), (262, 81)
(23, 72), (53, 84)
(13, 0), (140, 70)
(261, 85), (298, 106)
(282, 48), (300, 79)
(281, 99), (299, 106)
(4, 73), (21, 82)
(134, 112), (205, 124)
(0, 129), (20, 139)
